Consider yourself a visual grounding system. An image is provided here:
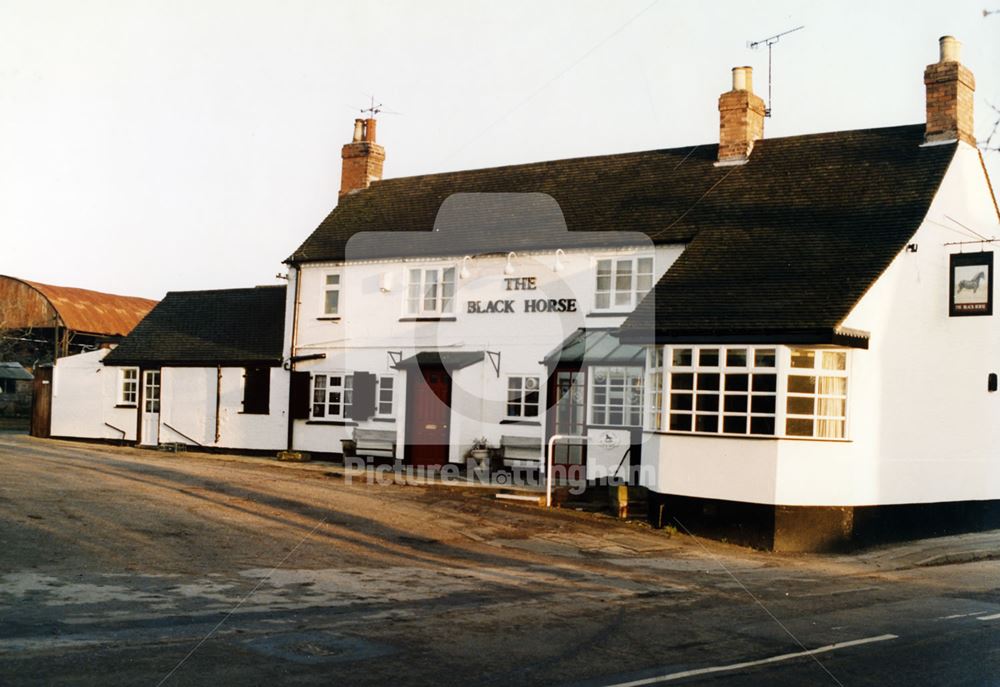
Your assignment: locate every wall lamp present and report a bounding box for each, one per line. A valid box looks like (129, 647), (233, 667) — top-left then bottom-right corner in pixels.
(553, 248), (566, 273)
(504, 251), (517, 276)
(459, 255), (473, 280)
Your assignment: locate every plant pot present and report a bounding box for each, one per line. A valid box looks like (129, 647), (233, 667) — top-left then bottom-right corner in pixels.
(341, 439), (357, 459)
(470, 448), (490, 469)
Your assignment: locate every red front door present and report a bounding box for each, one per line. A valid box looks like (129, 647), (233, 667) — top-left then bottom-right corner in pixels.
(405, 366), (452, 467)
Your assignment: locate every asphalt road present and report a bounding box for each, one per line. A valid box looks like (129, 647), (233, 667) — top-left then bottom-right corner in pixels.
(0, 432), (997, 686)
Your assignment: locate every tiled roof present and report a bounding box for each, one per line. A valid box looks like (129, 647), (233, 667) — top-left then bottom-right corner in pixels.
(290, 124), (955, 340)
(103, 286), (286, 367)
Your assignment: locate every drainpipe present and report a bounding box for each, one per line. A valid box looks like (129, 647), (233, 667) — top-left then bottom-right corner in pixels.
(214, 365), (222, 444)
(286, 265), (302, 451)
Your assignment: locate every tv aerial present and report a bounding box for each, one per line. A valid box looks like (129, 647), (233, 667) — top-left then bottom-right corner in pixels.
(747, 25), (805, 117)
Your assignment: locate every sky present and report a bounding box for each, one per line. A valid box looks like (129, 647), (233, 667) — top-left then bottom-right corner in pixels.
(1, 0), (998, 300)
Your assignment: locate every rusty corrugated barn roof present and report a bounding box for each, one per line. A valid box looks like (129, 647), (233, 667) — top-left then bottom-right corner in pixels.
(18, 278), (157, 336)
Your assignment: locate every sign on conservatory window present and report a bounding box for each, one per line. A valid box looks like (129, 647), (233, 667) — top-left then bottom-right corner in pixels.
(590, 366), (643, 426)
(664, 347), (777, 436)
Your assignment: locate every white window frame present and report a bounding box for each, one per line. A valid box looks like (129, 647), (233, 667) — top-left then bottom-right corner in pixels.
(589, 366), (644, 427)
(593, 255), (655, 312)
(505, 375), (541, 420)
(321, 271), (341, 317)
(311, 373), (353, 420)
(405, 265), (456, 316)
(118, 367), (138, 406)
(663, 345), (779, 436)
(645, 348), (665, 430)
(375, 374), (396, 419)
(785, 349), (850, 439)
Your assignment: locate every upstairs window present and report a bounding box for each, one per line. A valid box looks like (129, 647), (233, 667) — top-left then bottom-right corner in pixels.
(118, 368), (138, 406)
(506, 376), (540, 419)
(594, 256), (654, 311)
(323, 272), (341, 316)
(666, 347), (777, 436)
(242, 367), (271, 415)
(406, 266), (456, 316)
(786, 350), (849, 439)
(590, 366), (644, 426)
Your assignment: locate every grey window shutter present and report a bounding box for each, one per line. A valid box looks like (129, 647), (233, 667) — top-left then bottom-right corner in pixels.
(349, 371), (377, 421)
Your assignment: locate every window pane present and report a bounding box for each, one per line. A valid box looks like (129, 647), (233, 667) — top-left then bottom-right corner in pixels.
(695, 394), (719, 412)
(790, 349), (815, 368)
(753, 374), (777, 392)
(699, 349), (720, 367)
(724, 395), (748, 413)
(324, 290), (339, 314)
(670, 413), (692, 431)
(816, 397), (846, 417)
(726, 349), (747, 367)
(672, 349), (692, 367)
(725, 374), (748, 392)
(750, 416), (776, 435)
(754, 349), (776, 367)
(816, 419), (845, 439)
(326, 274), (340, 285)
(595, 293), (611, 309)
(818, 376), (847, 396)
(786, 418), (814, 436)
(696, 373), (719, 391)
(723, 415), (747, 434)
(750, 395), (776, 414)
(787, 375), (816, 394)
(695, 415), (719, 433)
(671, 373), (693, 390)
(787, 396), (815, 415)
(822, 351), (847, 371)
(671, 393), (693, 411)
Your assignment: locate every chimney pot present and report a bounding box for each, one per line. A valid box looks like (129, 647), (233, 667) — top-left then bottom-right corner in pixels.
(731, 66), (753, 92)
(939, 35), (961, 63)
(364, 117), (377, 143)
(352, 118), (364, 142)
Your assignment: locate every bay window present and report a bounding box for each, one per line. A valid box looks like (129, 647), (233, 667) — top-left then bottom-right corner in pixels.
(648, 345), (848, 440)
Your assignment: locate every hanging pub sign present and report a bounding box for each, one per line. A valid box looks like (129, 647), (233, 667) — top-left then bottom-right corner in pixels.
(949, 252), (993, 317)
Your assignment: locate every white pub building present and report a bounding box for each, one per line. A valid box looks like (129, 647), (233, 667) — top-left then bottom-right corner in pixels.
(49, 37), (1000, 550)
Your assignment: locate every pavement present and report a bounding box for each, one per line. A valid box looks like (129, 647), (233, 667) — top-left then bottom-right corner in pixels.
(0, 431), (998, 686)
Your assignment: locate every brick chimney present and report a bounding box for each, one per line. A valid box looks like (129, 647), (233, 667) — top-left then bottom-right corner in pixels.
(340, 118), (385, 197)
(717, 66), (766, 165)
(924, 36), (975, 146)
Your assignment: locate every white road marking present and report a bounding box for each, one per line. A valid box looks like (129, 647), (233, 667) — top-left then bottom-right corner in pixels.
(976, 612), (1000, 621)
(600, 634), (899, 687)
(937, 611), (987, 620)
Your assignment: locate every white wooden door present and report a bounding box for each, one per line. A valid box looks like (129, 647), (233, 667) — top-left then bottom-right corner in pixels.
(140, 370), (161, 446)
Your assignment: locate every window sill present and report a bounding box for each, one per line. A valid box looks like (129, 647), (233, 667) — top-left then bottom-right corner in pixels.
(398, 316), (457, 322)
(238, 411), (270, 415)
(586, 311), (632, 318)
(371, 417), (396, 423)
(114, 404), (137, 409)
(641, 430), (851, 443)
(317, 316), (341, 322)
(306, 420), (358, 426)
(500, 419), (541, 426)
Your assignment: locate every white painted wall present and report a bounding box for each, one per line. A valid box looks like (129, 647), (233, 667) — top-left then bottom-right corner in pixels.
(50, 351), (289, 450)
(50, 349), (137, 441)
(642, 142), (1000, 507)
(291, 245), (683, 460)
(159, 366), (289, 451)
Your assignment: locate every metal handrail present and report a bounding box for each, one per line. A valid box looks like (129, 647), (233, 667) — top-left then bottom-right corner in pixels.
(161, 422), (203, 447)
(103, 422), (126, 440)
